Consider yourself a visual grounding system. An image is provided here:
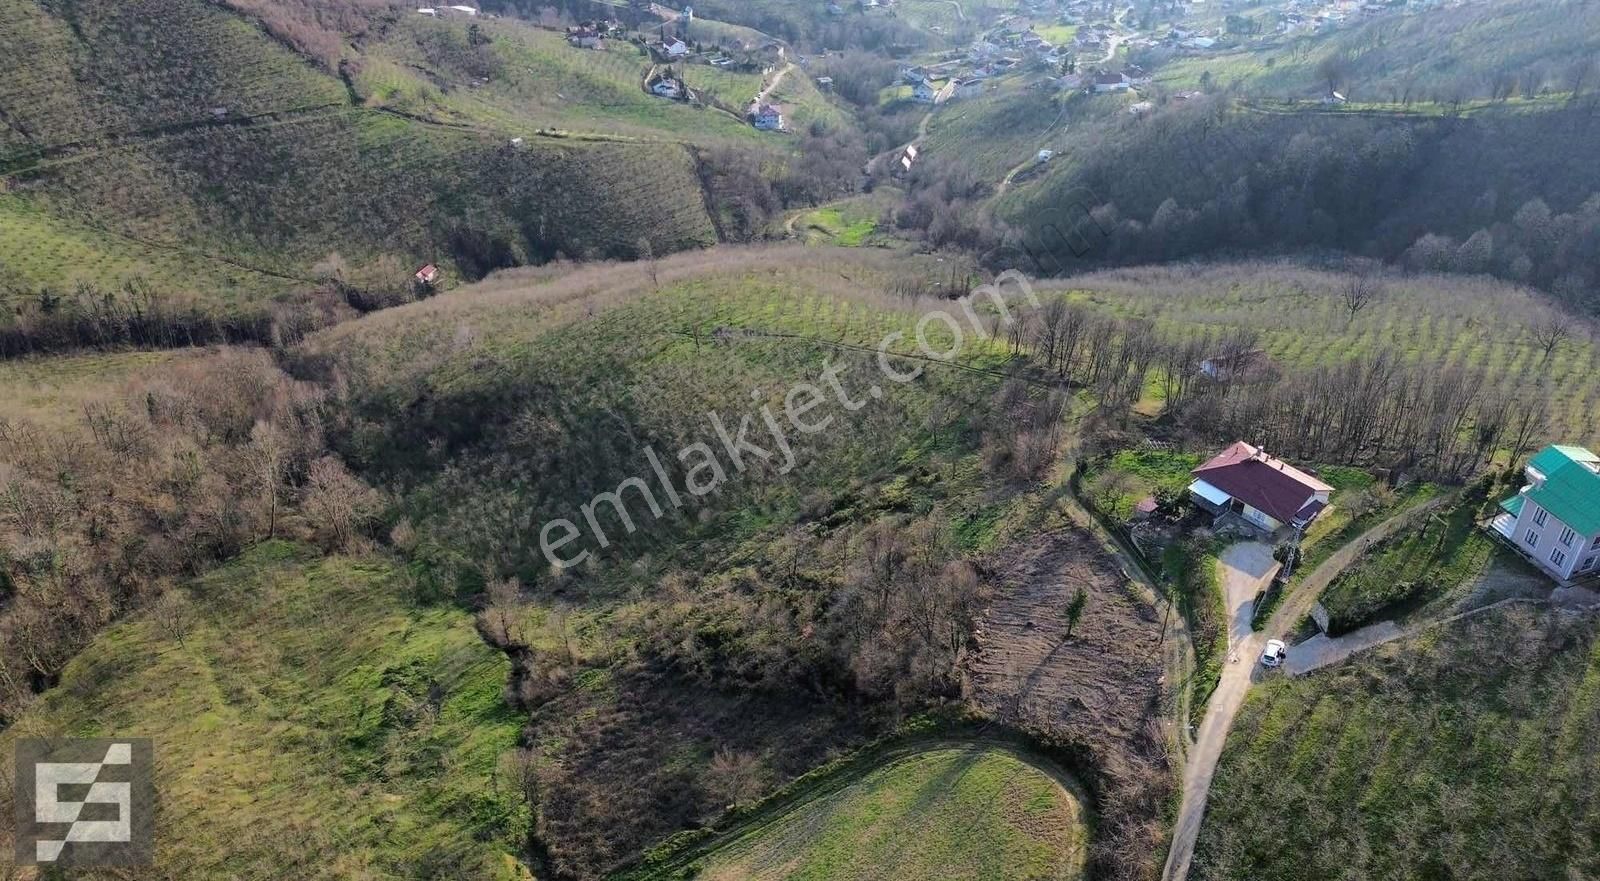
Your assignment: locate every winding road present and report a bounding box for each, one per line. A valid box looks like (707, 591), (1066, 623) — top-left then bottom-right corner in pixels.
(1161, 493), (1455, 881)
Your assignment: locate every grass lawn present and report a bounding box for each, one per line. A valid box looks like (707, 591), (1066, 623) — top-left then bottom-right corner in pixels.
(0, 543), (531, 879)
(0, 349), (199, 427)
(688, 746), (1088, 881)
(1318, 491), (1502, 634)
(1194, 603), (1600, 881)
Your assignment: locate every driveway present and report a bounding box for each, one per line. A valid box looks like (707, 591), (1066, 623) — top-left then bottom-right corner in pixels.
(1283, 621), (1402, 676)
(1163, 542), (1277, 881)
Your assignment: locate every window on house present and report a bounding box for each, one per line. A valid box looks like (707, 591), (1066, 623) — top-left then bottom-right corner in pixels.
(1586, 555), (1598, 572)
(1560, 527), (1576, 546)
(1551, 548), (1567, 568)
(1533, 507), (1549, 527)
(1525, 529), (1539, 548)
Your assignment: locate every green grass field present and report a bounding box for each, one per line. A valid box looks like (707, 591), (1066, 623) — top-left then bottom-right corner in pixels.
(1195, 603), (1600, 881)
(0, 543), (530, 880)
(686, 746), (1088, 881)
(0, 348), (199, 426)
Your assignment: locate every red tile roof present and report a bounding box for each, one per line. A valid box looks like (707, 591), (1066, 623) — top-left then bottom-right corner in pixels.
(1192, 441), (1333, 525)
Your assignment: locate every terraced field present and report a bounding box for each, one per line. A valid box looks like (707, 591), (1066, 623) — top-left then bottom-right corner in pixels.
(1194, 603), (1600, 881)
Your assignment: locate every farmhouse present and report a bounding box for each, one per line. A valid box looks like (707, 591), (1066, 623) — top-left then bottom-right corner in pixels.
(566, 25), (605, 49)
(1093, 72), (1131, 93)
(1189, 441), (1334, 532)
(414, 264), (441, 285)
(1491, 445), (1600, 581)
(913, 79), (938, 103)
(650, 76), (684, 99)
(748, 103), (784, 130)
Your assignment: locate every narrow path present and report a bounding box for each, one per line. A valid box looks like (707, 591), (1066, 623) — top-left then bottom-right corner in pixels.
(1160, 493), (1454, 881)
(756, 61), (794, 106)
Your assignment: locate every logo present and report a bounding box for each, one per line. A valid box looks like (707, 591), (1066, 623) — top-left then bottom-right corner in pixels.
(13, 738), (153, 866)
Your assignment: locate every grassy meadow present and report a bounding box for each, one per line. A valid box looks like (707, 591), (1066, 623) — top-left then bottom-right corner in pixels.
(1194, 603), (1600, 881)
(0, 543), (530, 880)
(683, 746), (1089, 881)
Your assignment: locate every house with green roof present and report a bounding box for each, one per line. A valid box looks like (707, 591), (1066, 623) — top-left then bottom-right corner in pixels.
(1491, 444), (1600, 581)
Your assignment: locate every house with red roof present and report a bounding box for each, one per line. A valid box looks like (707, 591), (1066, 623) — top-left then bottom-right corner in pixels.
(1188, 441), (1333, 533)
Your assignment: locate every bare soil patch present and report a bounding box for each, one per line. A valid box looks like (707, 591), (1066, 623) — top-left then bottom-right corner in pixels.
(965, 526), (1171, 881)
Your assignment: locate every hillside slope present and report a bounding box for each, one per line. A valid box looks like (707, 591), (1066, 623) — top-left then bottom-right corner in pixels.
(0, 0), (736, 345)
(1001, 99), (1600, 309)
(0, 543), (530, 880)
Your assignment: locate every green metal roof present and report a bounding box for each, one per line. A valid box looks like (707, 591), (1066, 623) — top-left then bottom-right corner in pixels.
(1529, 444), (1600, 477)
(1499, 494), (1525, 517)
(1525, 444), (1600, 537)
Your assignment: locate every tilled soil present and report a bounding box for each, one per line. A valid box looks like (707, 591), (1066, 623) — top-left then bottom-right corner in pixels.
(965, 525), (1171, 881)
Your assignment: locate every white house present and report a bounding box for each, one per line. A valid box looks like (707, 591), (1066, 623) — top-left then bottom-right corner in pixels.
(1092, 72), (1131, 93)
(748, 103), (783, 131)
(1189, 441), (1334, 532)
(663, 38), (689, 57)
(651, 77), (683, 99)
(1491, 445), (1600, 582)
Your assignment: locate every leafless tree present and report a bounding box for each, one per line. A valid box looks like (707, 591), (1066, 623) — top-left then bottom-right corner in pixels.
(1530, 311), (1572, 368)
(1340, 274), (1384, 324)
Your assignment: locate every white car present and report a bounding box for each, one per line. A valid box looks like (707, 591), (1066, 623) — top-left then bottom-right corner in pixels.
(1260, 639), (1288, 668)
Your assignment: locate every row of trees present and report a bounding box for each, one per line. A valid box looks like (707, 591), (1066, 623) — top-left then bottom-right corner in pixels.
(0, 349), (381, 725)
(1000, 295), (1553, 479)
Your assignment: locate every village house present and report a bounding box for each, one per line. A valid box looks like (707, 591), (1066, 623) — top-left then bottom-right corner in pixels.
(566, 25), (605, 49)
(1189, 441), (1334, 533)
(748, 102), (784, 130)
(660, 38), (689, 58)
(1491, 445), (1600, 582)
(650, 76), (684, 99)
(1092, 71), (1131, 92)
(913, 79), (938, 103)
(414, 264), (441, 285)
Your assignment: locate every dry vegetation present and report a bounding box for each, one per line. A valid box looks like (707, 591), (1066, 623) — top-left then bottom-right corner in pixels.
(966, 527), (1171, 881)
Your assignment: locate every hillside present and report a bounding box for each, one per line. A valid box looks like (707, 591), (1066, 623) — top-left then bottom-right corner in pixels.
(1193, 603), (1600, 881)
(1151, 0), (1600, 104)
(291, 245), (1106, 879)
(0, 543), (530, 880)
(1000, 99), (1600, 311)
(1, 0), (849, 352)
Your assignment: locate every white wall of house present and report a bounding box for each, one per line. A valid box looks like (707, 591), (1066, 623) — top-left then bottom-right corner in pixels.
(1509, 498), (1597, 580)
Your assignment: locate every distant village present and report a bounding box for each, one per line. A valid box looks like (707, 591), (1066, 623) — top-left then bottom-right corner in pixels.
(411, 0), (1478, 138)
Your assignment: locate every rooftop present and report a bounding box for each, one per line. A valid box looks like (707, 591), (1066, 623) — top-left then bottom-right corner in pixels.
(1523, 444), (1600, 537)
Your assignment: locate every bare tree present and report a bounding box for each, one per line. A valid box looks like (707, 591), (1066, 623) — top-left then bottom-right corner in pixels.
(1340, 274), (1384, 324)
(1530, 311), (1571, 368)
(248, 420), (290, 540)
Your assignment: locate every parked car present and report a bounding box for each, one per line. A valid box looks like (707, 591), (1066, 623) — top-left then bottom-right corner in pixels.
(1260, 639), (1288, 668)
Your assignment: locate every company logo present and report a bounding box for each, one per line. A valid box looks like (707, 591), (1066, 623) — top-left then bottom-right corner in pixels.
(13, 738), (153, 866)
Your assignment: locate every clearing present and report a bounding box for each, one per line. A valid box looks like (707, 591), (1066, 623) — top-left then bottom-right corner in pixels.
(965, 525), (1170, 878)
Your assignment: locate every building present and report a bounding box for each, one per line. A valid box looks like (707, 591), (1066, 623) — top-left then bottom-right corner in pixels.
(662, 38), (689, 57)
(650, 77), (684, 98)
(414, 264), (441, 285)
(1188, 441), (1334, 532)
(913, 79), (938, 103)
(748, 103), (784, 130)
(566, 25), (605, 48)
(1491, 445), (1600, 582)
(1092, 71), (1131, 93)
(444, 4), (478, 15)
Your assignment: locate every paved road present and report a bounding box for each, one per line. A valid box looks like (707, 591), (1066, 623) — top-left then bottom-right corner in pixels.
(1161, 494), (1453, 881)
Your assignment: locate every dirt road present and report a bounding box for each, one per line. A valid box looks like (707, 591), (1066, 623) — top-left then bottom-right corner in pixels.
(1161, 494), (1453, 881)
